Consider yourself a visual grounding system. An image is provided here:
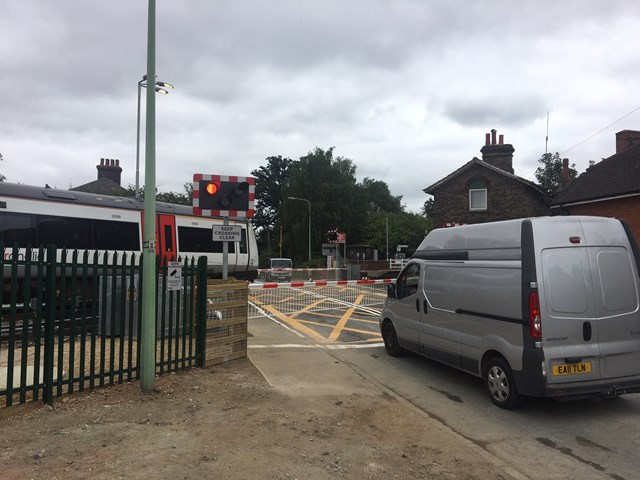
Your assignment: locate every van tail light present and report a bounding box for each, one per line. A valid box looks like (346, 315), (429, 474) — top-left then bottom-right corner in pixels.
(529, 291), (542, 339)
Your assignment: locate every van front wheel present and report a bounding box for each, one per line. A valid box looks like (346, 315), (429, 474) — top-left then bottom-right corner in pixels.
(484, 357), (521, 409)
(382, 322), (404, 357)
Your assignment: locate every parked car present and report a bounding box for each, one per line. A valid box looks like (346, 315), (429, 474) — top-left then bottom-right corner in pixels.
(266, 258), (293, 283)
(380, 216), (640, 409)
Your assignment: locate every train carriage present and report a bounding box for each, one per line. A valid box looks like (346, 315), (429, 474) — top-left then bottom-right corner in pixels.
(0, 181), (259, 292)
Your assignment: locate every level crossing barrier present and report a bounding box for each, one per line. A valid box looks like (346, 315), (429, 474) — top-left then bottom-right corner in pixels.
(248, 279), (392, 319)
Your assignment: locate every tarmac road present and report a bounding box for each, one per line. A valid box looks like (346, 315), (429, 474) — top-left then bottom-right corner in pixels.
(248, 314), (640, 480)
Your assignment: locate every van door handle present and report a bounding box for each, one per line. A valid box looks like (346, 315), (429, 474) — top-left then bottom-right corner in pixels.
(583, 321), (592, 342)
(415, 299), (420, 312)
(423, 300), (428, 313)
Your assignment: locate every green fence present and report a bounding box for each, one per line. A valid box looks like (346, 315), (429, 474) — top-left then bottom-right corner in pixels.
(1, 244), (208, 408)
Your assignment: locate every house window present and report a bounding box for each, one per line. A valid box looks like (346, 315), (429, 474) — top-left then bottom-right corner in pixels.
(469, 180), (487, 211)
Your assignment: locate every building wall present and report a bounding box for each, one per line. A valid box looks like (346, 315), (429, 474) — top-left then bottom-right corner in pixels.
(564, 196), (640, 243)
(431, 165), (549, 226)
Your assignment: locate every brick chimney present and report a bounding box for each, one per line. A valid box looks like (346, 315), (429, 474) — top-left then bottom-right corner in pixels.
(480, 129), (515, 174)
(96, 158), (122, 186)
(615, 130), (640, 153)
(559, 157), (572, 192)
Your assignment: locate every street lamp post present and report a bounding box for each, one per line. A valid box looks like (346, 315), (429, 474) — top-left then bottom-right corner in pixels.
(135, 75), (174, 198)
(287, 196), (311, 262)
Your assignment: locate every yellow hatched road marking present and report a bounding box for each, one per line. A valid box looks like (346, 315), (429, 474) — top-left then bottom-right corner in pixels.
(262, 305), (329, 344)
(329, 294), (364, 342)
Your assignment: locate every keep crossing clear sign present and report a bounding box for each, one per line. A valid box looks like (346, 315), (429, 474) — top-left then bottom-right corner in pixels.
(212, 224), (242, 242)
(167, 261), (182, 291)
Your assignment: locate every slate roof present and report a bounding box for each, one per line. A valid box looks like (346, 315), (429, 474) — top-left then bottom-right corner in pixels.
(551, 142), (640, 207)
(423, 157), (545, 195)
(70, 178), (128, 196)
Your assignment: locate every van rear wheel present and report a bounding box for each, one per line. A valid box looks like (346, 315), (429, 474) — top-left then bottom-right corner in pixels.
(484, 357), (521, 409)
(382, 322), (404, 357)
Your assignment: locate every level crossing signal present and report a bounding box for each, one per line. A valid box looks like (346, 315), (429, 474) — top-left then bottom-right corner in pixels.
(193, 174), (255, 218)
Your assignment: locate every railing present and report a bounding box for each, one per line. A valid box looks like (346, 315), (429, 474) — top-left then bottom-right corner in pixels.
(247, 279), (391, 318)
(1, 244), (201, 408)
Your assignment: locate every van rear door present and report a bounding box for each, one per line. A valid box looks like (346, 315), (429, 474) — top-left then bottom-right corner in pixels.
(587, 245), (640, 379)
(540, 241), (640, 384)
(540, 247), (602, 384)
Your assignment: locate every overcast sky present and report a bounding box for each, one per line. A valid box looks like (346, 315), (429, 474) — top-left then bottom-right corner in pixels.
(1, 1), (639, 213)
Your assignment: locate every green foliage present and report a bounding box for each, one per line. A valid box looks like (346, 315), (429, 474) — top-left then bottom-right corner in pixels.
(280, 147), (369, 262)
(122, 182), (193, 205)
(535, 152), (578, 198)
(421, 197), (434, 217)
(250, 156), (294, 255)
(364, 211), (431, 259)
(361, 177), (403, 213)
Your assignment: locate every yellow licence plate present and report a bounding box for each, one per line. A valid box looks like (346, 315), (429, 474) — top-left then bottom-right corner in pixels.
(552, 362), (592, 376)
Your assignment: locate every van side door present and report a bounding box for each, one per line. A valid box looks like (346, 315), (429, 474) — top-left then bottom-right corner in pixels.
(391, 262), (422, 352)
(419, 264), (463, 369)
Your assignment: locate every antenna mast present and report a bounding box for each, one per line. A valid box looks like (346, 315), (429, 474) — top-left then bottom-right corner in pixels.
(545, 112), (549, 154)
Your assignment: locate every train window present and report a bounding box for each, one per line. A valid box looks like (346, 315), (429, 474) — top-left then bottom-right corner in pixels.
(164, 225), (174, 252)
(0, 212), (36, 247)
(239, 227), (247, 254)
(178, 226), (235, 253)
(37, 216), (91, 249)
(93, 219), (140, 250)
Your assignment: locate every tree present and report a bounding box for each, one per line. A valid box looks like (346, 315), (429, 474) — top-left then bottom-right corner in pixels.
(250, 156), (294, 258)
(0, 152), (6, 182)
(421, 197), (434, 218)
(281, 147), (368, 264)
(535, 152), (578, 198)
(361, 177), (403, 213)
(364, 211), (430, 260)
(122, 182), (193, 205)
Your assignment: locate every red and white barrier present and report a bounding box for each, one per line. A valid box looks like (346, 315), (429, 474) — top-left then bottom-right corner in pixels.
(257, 268), (344, 273)
(251, 278), (393, 289)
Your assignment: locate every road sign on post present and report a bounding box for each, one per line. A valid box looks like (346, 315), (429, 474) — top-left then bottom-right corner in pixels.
(193, 173), (255, 280)
(212, 225), (242, 242)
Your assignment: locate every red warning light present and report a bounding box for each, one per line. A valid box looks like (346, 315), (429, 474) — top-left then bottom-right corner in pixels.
(206, 182), (219, 195)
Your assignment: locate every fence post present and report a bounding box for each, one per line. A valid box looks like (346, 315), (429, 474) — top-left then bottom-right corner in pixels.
(43, 244), (57, 406)
(195, 256), (208, 368)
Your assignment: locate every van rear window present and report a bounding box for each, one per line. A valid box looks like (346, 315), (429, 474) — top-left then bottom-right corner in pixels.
(541, 250), (588, 314)
(597, 249), (637, 312)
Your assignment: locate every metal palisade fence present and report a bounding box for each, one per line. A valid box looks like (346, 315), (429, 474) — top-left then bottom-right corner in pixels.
(1, 244), (208, 408)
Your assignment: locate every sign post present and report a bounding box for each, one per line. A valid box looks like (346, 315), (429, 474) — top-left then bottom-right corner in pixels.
(192, 173), (255, 280)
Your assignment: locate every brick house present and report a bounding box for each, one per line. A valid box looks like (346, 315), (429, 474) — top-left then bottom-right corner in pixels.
(71, 158), (128, 196)
(550, 129), (640, 241)
(424, 130), (549, 226)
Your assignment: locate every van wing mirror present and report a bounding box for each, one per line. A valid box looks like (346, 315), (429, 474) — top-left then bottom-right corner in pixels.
(387, 283), (396, 298)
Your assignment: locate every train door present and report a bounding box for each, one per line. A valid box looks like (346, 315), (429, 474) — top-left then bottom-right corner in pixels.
(157, 214), (177, 263)
(140, 213), (177, 263)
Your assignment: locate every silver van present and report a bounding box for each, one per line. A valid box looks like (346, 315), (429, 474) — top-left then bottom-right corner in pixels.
(379, 216), (640, 409)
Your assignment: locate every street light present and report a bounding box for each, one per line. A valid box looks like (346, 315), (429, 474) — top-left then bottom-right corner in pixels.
(287, 196), (311, 262)
(135, 74), (174, 198)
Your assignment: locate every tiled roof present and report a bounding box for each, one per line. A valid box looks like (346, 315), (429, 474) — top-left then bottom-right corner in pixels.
(551, 142), (640, 206)
(423, 157), (544, 195)
(70, 178), (128, 196)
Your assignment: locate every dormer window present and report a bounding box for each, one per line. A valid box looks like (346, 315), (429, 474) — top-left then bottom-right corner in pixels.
(469, 179), (487, 211)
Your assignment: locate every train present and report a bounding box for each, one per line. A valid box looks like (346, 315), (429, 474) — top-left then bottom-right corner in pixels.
(0, 181), (259, 282)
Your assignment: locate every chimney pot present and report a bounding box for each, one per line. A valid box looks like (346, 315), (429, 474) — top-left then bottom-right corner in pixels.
(499, 134), (504, 145)
(100, 158), (104, 166)
(116, 159), (120, 167)
(562, 158), (569, 179)
(491, 129), (497, 145)
(485, 133), (490, 146)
